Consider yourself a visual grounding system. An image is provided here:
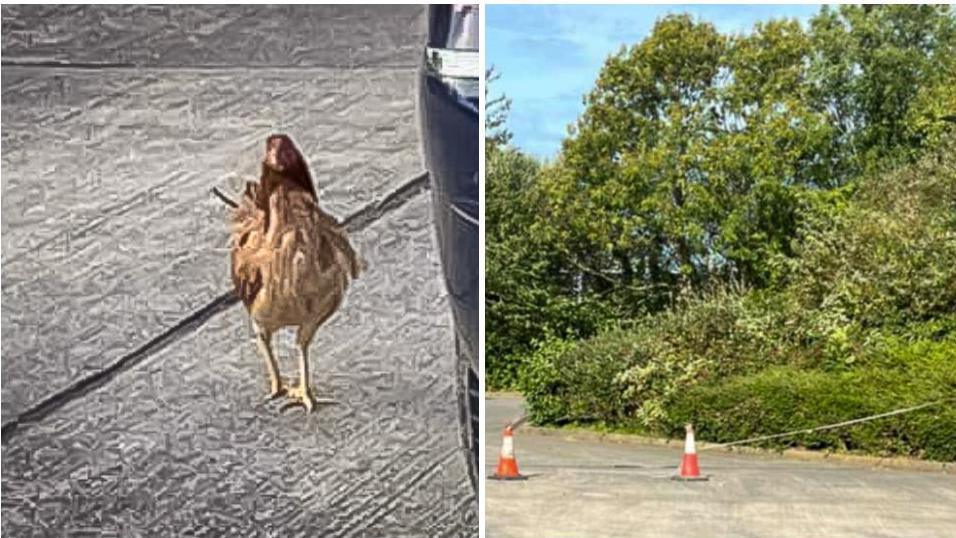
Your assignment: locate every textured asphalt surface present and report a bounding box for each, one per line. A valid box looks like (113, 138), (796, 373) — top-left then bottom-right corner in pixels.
(1, 6), (476, 536)
(486, 395), (956, 538)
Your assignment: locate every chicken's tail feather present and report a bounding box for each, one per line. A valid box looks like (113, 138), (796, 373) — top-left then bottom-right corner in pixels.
(212, 187), (238, 208)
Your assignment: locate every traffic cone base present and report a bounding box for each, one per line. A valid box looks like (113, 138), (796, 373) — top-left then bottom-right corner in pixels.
(490, 473), (528, 481)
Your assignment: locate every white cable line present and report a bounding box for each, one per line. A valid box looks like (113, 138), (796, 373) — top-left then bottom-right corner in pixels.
(508, 414), (529, 430)
(700, 399), (952, 451)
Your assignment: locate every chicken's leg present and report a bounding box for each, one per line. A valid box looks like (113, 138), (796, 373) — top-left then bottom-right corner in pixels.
(288, 324), (318, 413)
(253, 321), (285, 399)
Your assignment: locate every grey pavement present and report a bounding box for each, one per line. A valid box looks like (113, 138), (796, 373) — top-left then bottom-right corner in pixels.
(485, 394), (956, 538)
(2, 6), (475, 536)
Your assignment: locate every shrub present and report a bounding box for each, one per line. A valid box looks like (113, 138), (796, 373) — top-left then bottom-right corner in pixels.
(663, 334), (956, 461)
(520, 332), (638, 426)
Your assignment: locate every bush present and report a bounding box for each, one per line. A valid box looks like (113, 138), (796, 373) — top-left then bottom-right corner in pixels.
(520, 331), (638, 426)
(663, 335), (956, 461)
(487, 289), (616, 390)
(520, 287), (803, 427)
(781, 146), (956, 331)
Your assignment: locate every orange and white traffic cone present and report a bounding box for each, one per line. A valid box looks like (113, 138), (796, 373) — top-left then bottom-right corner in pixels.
(674, 423), (709, 481)
(490, 425), (526, 480)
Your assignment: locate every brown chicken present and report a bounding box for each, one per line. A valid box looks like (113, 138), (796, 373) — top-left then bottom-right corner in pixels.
(230, 134), (364, 412)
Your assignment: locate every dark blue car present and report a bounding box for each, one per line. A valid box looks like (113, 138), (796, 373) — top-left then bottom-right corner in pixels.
(417, 4), (479, 487)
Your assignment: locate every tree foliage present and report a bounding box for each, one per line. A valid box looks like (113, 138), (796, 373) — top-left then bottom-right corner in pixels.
(487, 6), (956, 393)
(485, 66), (513, 151)
(520, 135), (956, 460)
(486, 145), (615, 388)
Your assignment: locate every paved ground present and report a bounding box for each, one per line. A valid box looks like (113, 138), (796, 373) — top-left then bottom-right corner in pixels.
(485, 394), (956, 538)
(2, 6), (476, 536)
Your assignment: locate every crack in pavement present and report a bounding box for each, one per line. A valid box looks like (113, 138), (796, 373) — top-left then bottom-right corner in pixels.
(0, 170), (431, 444)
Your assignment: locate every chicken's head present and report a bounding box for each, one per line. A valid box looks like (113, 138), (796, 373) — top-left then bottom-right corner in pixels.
(262, 134), (317, 201)
(264, 134), (307, 177)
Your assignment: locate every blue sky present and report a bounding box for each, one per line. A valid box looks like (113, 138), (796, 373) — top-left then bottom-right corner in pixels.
(486, 4), (822, 159)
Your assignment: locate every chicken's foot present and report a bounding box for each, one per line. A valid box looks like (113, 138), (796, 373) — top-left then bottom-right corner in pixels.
(287, 385), (316, 413)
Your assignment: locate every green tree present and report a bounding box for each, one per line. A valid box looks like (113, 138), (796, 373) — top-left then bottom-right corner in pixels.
(809, 5), (956, 168)
(486, 146), (617, 388)
(485, 66), (513, 151)
(543, 15), (727, 313)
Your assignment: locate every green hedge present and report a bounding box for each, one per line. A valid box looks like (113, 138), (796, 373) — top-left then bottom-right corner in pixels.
(663, 336), (956, 461)
(522, 327), (956, 461)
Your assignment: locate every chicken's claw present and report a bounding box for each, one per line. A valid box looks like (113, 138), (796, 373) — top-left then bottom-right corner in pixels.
(265, 383), (288, 401)
(287, 385), (316, 413)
